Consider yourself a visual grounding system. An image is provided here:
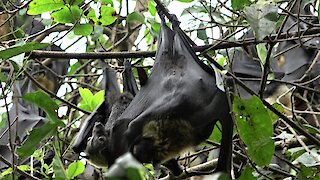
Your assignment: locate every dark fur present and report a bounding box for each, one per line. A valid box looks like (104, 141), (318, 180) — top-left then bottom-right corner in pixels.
(85, 92), (134, 166)
(105, 92), (134, 130)
(85, 122), (109, 166)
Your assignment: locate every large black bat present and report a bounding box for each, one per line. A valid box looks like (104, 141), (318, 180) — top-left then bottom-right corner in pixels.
(72, 62), (118, 153)
(83, 59), (140, 166)
(275, 1), (320, 125)
(108, 18), (233, 175)
(230, 30), (284, 99)
(0, 44), (69, 169)
(276, 2), (320, 82)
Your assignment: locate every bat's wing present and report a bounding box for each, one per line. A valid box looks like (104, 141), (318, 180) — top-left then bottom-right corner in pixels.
(104, 62), (120, 104)
(122, 59), (138, 96)
(105, 60), (137, 131)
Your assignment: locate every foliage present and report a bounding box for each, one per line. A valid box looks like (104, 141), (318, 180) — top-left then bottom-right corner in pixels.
(233, 95), (275, 167)
(78, 87), (104, 112)
(0, 0), (319, 179)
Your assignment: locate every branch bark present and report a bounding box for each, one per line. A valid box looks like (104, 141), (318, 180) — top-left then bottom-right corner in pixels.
(29, 27), (320, 59)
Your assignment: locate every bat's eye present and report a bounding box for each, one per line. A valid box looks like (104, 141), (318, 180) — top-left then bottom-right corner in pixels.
(98, 136), (106, 142)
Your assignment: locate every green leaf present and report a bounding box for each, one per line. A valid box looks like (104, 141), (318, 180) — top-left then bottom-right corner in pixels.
(0, 71), (7, 82)
(149, 21), (160, 35)
(102, 0), (114, 6)
(197, 23), (208, 44)
(66, 0), (83, 5)
(256, 43), (267, 65)
(233, 95), (275, 167)
(66, 161), (85, 179)
(238, 166), (256, 180)
(105, 153), (149, 179)
(74, 23), (93, 36)
(0, 113), (6, 129)
(217, 56), (227, 67)
(267, 103), (283, 122)
(17, 122), (56, 159)
(68, 61), (81, 75)
(100, 6), (117, 26)
(18, 165), (31, 171)
(18, 91), (64, 158)
(126, 168), (145, 180)
(148, 1), (156, 16)
(51, 5), (82, 24)
(303, 124), (320, 135)
(1, 168), (12, 177)
(53, 154), (68, 179)
(91, 90), (104, 110)
(177, 0), (194, 2)
(32, 149), (44, 161)
(78, 88), (103, 112)
(127, 12), (145, 24)
(28, 0), (64, 15)
(298, 165), (319, 179)
(78, 103), (91, 111)
(211, 12), (226, 24)
(79, 87), (94, 105)
(7, 41), (27, 67)
(87, 9), (99, 24)
(244, 4), (278, 40)
(0, 42), (50, 60)
(22, 91), (61, 124)
(231, 0), (251, 10)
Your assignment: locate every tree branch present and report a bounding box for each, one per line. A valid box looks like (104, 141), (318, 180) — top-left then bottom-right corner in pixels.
(29, 27), (320, 60)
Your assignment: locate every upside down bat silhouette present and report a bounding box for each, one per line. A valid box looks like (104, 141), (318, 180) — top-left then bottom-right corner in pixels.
(74, 13), (233, 177)
(84, 60), (137, 167)
(105, 15), (233, 175)
(72, 59), (139, 156)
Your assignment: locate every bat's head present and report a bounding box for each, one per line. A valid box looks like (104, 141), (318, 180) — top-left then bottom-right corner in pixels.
(85, 122), (110, 167)
(117, 92), (134, 105)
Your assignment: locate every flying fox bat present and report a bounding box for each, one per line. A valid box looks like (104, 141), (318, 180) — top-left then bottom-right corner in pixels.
(108, 17), (233, 175)
(83, 59), (140, 166)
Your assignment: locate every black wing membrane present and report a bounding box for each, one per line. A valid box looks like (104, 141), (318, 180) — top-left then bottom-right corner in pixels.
(110, 19), (233, 175)
(123, 59), (138, 96)
(105, 60), (136, 131)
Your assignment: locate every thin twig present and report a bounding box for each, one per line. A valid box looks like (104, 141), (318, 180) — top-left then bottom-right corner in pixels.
(0, 155), (40, 180)
(24, 71), (91, 115)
